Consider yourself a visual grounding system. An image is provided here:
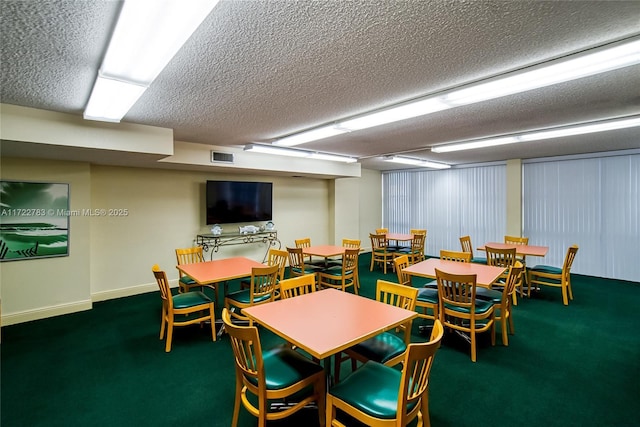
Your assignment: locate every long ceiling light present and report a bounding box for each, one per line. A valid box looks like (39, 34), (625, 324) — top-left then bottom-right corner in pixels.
(84, 0), (220, 122)
(244, 144), (357, 163)
(382, 156), (451, 169)
(272, 36), (640, 147)
(431, 115), (640, 153)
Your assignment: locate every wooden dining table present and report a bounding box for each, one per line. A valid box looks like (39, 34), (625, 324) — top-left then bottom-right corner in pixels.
(177, 256), (267, 335)
(477, 242), (549, 257)
(242, 288), (417, 381)
(403, 257), (506, 288)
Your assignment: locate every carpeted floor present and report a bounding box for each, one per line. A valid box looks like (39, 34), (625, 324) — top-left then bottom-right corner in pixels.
(2, 253), (639, 427)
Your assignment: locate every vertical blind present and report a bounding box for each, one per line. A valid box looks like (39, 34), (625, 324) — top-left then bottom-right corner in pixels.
(523, 153), (640, 281)
(383, 165), (506, 257)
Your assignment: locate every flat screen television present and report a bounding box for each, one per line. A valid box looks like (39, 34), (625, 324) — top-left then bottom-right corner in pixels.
(206, 180), (273, 224)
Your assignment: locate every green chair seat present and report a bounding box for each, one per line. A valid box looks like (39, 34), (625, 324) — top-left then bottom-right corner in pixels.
(350, 332), (406, 364)
(475, 287), (502, 304)
(245, 345), (324, 390)
(329, 360), (416, 419)
(444, 298), (493, 314)
(471, 257), (487, 264)
(531, 265), (562, 275)
(172, 291), (212, 309)
(225, 289), (272, 304)
(179, 276), (197, 286)
(320, 267), (354, 279)
(417, 287), (438, 304)
(292, 266), (322, 275)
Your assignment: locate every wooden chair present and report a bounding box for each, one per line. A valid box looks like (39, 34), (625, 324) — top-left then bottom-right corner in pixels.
(342, 238), (361, 249)
(286, 247), (323, 279)
(151, 264), (215, 352)
(224, 265), (279, 324)
(485, 245), (519, 304)
(528, 245), (579, 305)
(317, 248), (360, 294)
(240, 248), (287, 294)
(504, 235), (529, 294)
(459, 235), (487, 264)
(440, 249), (472, 263)
(376, 227), (400, 251)
(436, 268), (495, 362)
(395, 254), (438, 322)
(335, 279), (418, 381)
(398, 231), (426, 264)
(175, 246), (210, 299)
(295, 237), (325, 267)
(476, 261), (524, 346)
(279, 274), (316, 299)
(222, 308), (326, 427)
(326, 320), (444, 427)
(370, 232), (396, 274)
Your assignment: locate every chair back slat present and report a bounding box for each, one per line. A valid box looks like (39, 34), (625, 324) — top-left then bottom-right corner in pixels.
(280, 274), (316, 299)
(440, 249), (471, 263)
(459, 235), (474, 259)
(222, 309), (263, 386)
(485, 246), (517, 269)
(564, 245), (579, 278)
(152, 264), (173, 309)
(250, 265), (279, 301)
(342, 238), (361, 249)
(266, 248), (288, 281)
(394, 255), (411, 285)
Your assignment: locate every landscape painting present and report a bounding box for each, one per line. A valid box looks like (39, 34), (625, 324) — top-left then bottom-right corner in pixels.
(0, 181), (69, 261)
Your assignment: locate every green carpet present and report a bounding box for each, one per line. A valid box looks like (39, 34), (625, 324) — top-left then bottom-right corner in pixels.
(2, 253), (639, 427)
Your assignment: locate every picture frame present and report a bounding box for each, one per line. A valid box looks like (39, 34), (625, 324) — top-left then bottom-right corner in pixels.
(0, 180), (70, 261)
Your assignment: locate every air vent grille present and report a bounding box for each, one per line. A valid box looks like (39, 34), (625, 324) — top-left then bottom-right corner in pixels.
(211, 151), (234, 163)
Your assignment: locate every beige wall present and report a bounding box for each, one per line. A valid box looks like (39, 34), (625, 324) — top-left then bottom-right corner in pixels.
(0, 158), (93, 321)
(1, 157), (378, 325)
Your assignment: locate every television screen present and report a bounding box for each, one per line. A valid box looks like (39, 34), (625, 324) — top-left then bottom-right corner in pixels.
(206, 181), (273, 224)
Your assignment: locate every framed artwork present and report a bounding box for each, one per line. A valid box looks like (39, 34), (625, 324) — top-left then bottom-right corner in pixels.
(0, 180), (70, 261)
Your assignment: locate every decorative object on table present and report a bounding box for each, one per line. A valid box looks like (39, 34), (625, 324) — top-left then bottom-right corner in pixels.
(239, 225), (260, 234)
(264, 221), (275, 230)
(210, 224), (222, 235)
(0, 180), (70, 261)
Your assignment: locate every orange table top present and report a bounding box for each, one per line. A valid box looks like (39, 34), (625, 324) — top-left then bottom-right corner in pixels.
(478, 242), (549, 257)
(302, 245), (346, 258)
(386, 233), (414, 241)
(176, 256), (265, 285)
(403, 258), (506, 288)
(242, 288), (417, 360)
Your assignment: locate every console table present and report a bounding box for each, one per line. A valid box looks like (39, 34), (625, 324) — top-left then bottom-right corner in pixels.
(196, 230), (281, 261)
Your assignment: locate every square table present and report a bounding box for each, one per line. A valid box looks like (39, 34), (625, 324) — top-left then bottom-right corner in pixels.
(177, 256), (267, 335)
(176, 256), (266, 286)
(477, 242), (549, 257)
(302, 244), (346, 267)
(403, 257), (506, 288)
(242, 288), (417, 374)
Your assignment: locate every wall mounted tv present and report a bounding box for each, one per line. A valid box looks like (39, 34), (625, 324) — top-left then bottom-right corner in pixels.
(206, 180), (273, 224)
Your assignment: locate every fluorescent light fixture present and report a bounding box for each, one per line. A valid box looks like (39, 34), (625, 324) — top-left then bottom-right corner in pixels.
(84, 0), (219, 122)
(244, 144), (357, 163)
(270, 36), (640, 146)
(83, 76), (147, 122)
(431, 116), (640, 153)
(272, 125), (348, 147)
(442, 38), (640, 106)
(339, 98), (451, 131)
(309, 152), (357, 163)
(383, 156), (451, 169)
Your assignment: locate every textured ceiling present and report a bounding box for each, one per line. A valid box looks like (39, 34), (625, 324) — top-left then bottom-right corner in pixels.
(1, 0), (639, 172)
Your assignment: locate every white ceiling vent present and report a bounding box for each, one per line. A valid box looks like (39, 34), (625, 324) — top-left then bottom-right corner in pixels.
(211, 151), (234, 163)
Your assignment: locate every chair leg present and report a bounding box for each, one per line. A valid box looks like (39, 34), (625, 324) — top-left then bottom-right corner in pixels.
(561, 284), (569, 306)
(316, 375), (326, 427)
(501, 318), (509, 346)
(421, 390), (430, 427)
(231, 376), (242, 427)
(159, 310), (166, 340)
(470, 328), (477, 362)
(209, 305), (217, 342)
(567, 277), (574, 300)
(165, 316), (174, 352)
